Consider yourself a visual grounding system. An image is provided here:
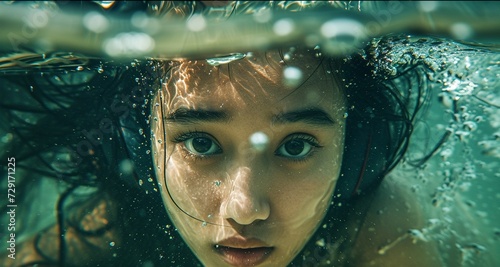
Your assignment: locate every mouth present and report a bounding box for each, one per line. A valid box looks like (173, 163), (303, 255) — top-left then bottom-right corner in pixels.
(214, 239), (274, 267)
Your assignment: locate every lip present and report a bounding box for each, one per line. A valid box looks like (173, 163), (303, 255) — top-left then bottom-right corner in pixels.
(215, 237), (274, 266)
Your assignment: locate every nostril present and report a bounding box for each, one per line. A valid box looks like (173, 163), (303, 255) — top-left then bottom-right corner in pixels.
(221, 191), (270, 225)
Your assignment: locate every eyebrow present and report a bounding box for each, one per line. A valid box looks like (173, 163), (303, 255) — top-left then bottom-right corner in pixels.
(272, 108), (336, 127)
(165, 107), (335, 127)
(165, 107), (229, 124)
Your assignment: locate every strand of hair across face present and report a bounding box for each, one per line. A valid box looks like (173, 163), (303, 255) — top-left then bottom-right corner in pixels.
(158, 86), (227, 228)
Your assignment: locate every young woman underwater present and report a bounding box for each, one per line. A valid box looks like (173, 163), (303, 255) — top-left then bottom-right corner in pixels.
(1, 39), (453, 266)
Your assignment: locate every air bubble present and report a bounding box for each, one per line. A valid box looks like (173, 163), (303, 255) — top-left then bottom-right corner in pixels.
(119, 159), (134, 175)
(83, 12), (109, 33)
(109, 241), (115, 247)
(418, 1), (438, 12)
(283, 66), (303, 88)
(320, 19), (365, 55)
(451, 23), (473, 40)
(273, 18), (294, 36)
(463, 121), (477, 131)
(187, 14), (206, 32)
(249, 132), (269, 152)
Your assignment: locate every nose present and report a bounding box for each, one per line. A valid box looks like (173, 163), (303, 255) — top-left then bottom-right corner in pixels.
(220, 166), (270, 225)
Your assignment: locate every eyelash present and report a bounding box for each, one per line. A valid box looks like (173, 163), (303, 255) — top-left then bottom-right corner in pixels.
(171, 130), (220, 161)
(171, 131), (322, 162)
(276, 134), (323, 162)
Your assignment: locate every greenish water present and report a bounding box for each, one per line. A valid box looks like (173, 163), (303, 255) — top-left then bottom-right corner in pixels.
(0, 1), (499, 266)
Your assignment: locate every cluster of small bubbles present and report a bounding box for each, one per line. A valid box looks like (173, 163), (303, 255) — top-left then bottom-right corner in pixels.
(455, 130), (470, 141)
(83, 11), (109, 33)
(314, 45), (322, 57)
(249, 132), (269, 152)
(273, 18), (294, 36)
(463, 121), (477, 131)
(283, 66), (303, 88)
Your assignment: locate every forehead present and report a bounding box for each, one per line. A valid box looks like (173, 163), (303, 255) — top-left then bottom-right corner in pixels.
(162, 50), (343, 111)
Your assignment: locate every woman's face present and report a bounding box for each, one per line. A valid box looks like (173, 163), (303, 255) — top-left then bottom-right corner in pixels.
(151, 50), (346, 266)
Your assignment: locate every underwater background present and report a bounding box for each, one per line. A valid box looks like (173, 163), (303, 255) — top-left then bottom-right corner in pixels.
(0, 1), (499, 266)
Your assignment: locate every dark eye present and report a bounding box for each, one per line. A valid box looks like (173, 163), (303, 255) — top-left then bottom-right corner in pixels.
(275, 135), (319, 159)
(184, 136), (221, 156)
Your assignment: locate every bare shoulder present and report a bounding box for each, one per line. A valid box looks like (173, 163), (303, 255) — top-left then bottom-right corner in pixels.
(342, 177), (444, 267)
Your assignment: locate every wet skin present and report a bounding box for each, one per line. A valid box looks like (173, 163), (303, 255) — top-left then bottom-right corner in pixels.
(151, 50), (346, 266)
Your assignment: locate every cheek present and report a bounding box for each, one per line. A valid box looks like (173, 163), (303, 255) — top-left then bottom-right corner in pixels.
(162, 153), (225, 222)
(274, 170), (337, 228)
(271, 151), (341, 229)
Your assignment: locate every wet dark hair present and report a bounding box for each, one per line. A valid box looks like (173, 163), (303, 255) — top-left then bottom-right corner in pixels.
(0, 36), (429, 266)
(292, 37), (431, 266)
(0, 57), (192, 266)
